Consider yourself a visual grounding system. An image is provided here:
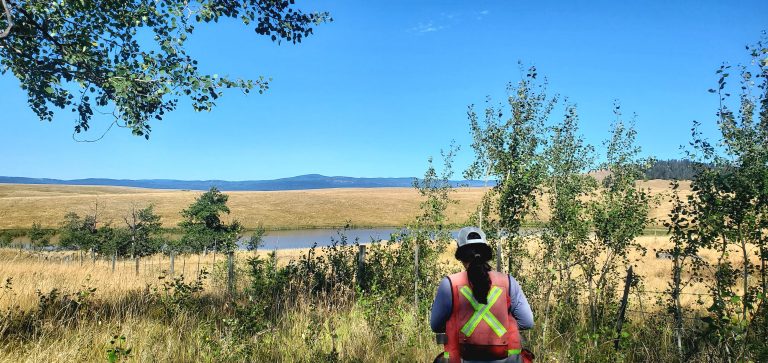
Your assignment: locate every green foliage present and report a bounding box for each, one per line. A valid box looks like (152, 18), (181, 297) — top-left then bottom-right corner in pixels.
(156, 269), (208, 317)
(58, 211), (98, 251)
(0, 230), (25, 248)
(413, 142), (459, 232)
(580, 109), (652, 331)
(179, 187), (242, 254)
(0, 232), (11, 247)
(57, 204), (161, 258)
(0, 279), (99, 341)
(465, 65), (556, 275)
(246, 225), (266, 252)
(677, 35), (768, 361)
(27, 222), (52, 249)
(0, 0), (331, 138)
(662, 181), (709, 360)
(122, 204), (163, 257)
(534, 103), (597, 339)
(106, 335), (132, 363)
(541, 104), (596, 271)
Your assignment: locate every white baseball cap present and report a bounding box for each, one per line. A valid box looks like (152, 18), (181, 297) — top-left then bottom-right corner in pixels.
(455, 226), (492, 261)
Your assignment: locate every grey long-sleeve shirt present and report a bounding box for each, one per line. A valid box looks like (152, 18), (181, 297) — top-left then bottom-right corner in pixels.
(430, 275), (534, 332)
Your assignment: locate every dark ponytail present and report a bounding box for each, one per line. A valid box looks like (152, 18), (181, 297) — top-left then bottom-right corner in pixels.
(466, 252), (491, 304)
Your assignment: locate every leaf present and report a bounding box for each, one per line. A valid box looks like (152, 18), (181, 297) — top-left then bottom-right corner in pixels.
(44, 87), (55, 95)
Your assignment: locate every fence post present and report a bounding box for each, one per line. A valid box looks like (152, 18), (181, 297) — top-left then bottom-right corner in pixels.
(357, 245), (367, 290)
(414, 243), (419, 309)
(227, 251), (235, 294)
(271, 250), (277, 278)
(495, 242), (502, 272)
(614, 265), (634, 351)
(196, 253), (201, 279)
(170, 251), (175, 276)
(111, 252), (116, 273)
(135, 256), (140, 276)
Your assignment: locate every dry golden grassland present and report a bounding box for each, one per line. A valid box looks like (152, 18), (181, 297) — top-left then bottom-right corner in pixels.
(0, 247), (435, 362)
(0, 249), (294, 311)
(0, 181), (711, 362)
(0, 233), (741, 315)
(0, 180), (689, 230)
(0, 231), (761, 362)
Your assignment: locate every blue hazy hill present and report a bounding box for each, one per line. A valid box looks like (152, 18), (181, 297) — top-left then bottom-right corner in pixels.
(0, 174), (493, 191)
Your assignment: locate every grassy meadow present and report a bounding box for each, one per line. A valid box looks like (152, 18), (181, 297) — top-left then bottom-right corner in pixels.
(4, 180), (750, 363)
(0, 230), (749, 362)
(0, 180), (688, 231)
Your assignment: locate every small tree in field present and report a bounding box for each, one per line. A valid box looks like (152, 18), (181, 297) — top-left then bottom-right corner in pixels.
(413, 142), (459, 234)
(246, 225), (266, 252)
(538, 103), (597, 339)
(681, 36), (768, 361)
(123, 204), (163, 258)
(661, 181), (710, 360)
(407, 143), (460, 311)
(59, 211), (97, 253)
(465, 65), (556, 276)
(179, 187), (242, 256)
(579, 106), (652, 333)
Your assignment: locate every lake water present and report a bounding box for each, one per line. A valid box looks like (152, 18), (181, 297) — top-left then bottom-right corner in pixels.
(238, 228), (541, 250)
(240, 228), (401, 250)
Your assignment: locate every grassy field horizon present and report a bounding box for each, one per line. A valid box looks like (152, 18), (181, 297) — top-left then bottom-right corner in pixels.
(0, 180), (690, 231)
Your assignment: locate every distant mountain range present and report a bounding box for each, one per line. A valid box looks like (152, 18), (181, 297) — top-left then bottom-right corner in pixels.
(0, 175), (493, 191)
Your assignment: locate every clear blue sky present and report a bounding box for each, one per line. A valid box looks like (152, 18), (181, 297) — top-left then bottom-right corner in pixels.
(1, 0), (766, 180)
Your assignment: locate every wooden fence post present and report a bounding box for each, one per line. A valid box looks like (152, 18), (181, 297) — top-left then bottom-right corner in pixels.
(495, 242), (502, 272)
(135, 256), (140, 276)
(357, 245), (366, 289)
(614, 266), (634, 351)
(227, 251), (235, 294)
(271, 250), (277, 278)
(111, 252), (116, 273)
(196, 253), (201, 279)
(170, 251), (175, 276)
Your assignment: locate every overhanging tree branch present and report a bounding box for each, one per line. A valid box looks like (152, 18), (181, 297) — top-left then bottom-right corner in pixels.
(0, 1), (331, 139)
(0, 0), (12, 39)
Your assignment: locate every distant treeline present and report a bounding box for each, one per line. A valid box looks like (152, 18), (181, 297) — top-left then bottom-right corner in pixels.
(645, 159), (701, 180)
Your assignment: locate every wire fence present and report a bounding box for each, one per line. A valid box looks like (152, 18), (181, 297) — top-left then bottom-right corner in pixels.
(4, 246), (757, 324)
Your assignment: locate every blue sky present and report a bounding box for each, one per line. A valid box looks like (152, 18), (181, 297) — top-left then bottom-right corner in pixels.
(1, 0), (766, 180)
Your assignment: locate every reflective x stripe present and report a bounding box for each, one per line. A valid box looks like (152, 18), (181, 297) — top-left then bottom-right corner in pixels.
(459, 286), (507, 337)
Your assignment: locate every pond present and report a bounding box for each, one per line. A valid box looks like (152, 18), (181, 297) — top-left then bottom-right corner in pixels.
(238, 228), (402, 250)
(238, 228), (541, 250)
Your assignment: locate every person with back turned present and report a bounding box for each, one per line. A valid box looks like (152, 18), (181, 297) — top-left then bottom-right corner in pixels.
(430, 227), (535, 363)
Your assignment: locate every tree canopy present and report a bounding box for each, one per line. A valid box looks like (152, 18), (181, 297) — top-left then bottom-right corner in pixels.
(0, 0), (330, 139)
(179, 187), (242, 253)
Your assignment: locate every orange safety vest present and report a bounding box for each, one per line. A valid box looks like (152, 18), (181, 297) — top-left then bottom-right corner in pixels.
(444, 271), (522, 363)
